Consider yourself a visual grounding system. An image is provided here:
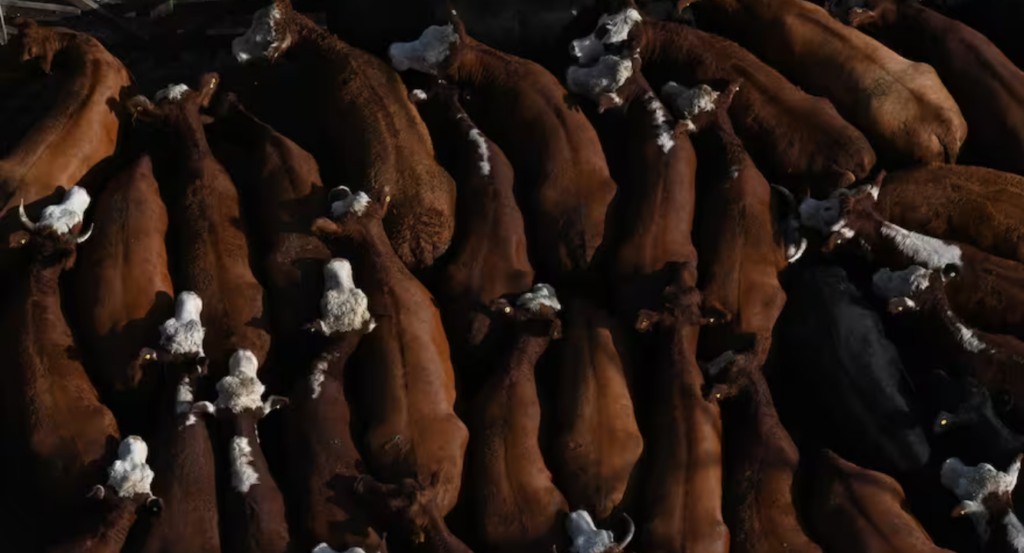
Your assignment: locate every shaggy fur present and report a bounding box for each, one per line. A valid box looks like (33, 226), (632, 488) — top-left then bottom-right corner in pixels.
(566, 55), (634, 107)
(229, 436), (260, 493)
(37, 186), (90, 236)
(215, 350), (266, 413)
(872, 265), (932, 300)
(570, 8), (643, 65)
(159, 292), (206, 356)
(517, 283), (561, 314)
(329, 187), (371, 219)
(106, 436), (155, 498)
(661, 82), (720, 120)
(315, 259), (375, 335)
(233, 5), (285, 62)
(155, 84), (190, 103)
(566, 511), (615, 553)
(388, 24), (460, 74)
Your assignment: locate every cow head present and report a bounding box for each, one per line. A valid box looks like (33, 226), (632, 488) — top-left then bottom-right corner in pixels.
(233, 0), (295, 64)
(826, 0), (900, 28)
(13, 186), (94, 269)
(14, 20), (65, 74)
(492, 283), (564, 339)
(872, 265), (935, 313)
(942, 455), (1023, 546)
(89, 436), (163, 517)
(354, 475), (441, 544)
(565, 510), (635, 553)
(213, 349), (287, 419)
(635, 261), (703, 332)
(933, 378), (1009, 438)
(308, 258), (377, 336)
(798, 170), (884, 251)
(125, 74), (220, 125)
(566, 7), (643, 112)
(312, 186), (390, 241)
(660, 79), (740, 134)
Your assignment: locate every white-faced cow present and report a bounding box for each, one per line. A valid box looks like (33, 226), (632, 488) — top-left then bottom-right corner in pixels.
(941, 456), (1024, 553)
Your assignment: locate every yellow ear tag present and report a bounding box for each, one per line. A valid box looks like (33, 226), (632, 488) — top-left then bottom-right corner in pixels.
(504, 307), (511, 314)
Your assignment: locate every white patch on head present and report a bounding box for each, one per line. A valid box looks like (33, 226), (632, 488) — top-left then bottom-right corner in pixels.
(798, 197), (843, 234)
(229, 436), (260, 494)
(642, 91), (675, 153)
(570, 8), (642, 65)
(160, 292), (206, 356)
(329, 187), (371, 219)
(952, 316), (988, 353)
(467, 129), (492, 176)
(215, 350), (266, 413)
(106, 436), (154, 498)
(312, 545), (366, 553)
(566, 55), (634, 105)
(567, 510), (615, 553)
(942, 457), (1021, 544)
(517, 283), (561, 314)
(155, 84), (190, 103)
(388, 24), (459, 75)
(37, 186), (90, 236)
(233, 5), (286, 63)
(660, 82), (719, 120)
(410, 89), (428, 102)
(880, 223), (963, 270)
(872, 266), (931, 300)
(315, 258), (376, 335)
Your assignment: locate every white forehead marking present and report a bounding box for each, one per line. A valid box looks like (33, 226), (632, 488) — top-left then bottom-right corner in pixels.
(229, 436), (260, 493)
(329, 187), (371, 219)
(570, 8), (642, 65)
(155, 84), (190, 103)
(316, 258), (376, 335)
(942, 457), (1021, 545)
(215, 349), (265, 413)
(642, 91), (675, 153)
(410, 89), (428, 101)
(660, 82), (719, 120)
(566, 55), (634, 106)
(38, 186), (90, 236)
(567, 510), (615, 553)
(517, 283), (562, 315)
(872, 265), (931, 300)
(312, 544), (367, 553)
(798, 197), (843, 234)
(388, 24), (459, 75)
(467, 129), (491, 176)
(880, 222), (963, 270)
(233, 5), (285, 63)
(106, 435), (154, 498)
(160, 292), (206, 356)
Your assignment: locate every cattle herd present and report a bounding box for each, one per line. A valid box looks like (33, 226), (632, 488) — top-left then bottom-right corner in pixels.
(6, 0), (1024, 551)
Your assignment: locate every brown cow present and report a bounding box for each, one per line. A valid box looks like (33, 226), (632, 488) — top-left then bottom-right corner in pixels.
(805, 450), (954, 553)
(231, 0), (456, 271)
(573, 6), (875, 196)
(45, 436), (163, 553)
(285, 258), (381, 552)
(312, 188), (468, 548)
(127, 75), (270, 381)
(206, 93), (332, 390)
(830, 0), (1024, 176)
(388, 16), (618, 285)
(211, 349), (290, 553)
(941, 455), (1024, 553)
(1, 187), (119, 548)
(135, 292), (221, 553)
(634, 271), (730, 553)
(686, 0), (967, 167)
(407, 81), (534, 399)
(73, 154), (174, 436)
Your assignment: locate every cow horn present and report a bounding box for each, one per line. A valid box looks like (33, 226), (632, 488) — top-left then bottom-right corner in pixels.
(616, 513), (635, 551)
(18, 200), (36, 231)
(770, 183), (796, 210)
(76, 224), (94, 244)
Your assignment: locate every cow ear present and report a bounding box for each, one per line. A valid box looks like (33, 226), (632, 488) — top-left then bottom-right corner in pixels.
(847, 7), (879, 27)
(86, 485), (105, 500)
(263, 395), (289, 416)
(125, 95), (161, 124)
(145, 496), (164, 515)
(635, 310), (660, 333)
(9, 230), (29, 248)
(197, 73), (220, 108)
(311, 217), (342, 239)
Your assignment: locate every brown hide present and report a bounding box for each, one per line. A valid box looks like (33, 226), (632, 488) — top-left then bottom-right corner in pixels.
(433, 20), (617, 285)
(46, 486), (158, 553)
(466, 303), (568, 552)
(73, 155), (173, 409)
(234, 0), (456, 271)
(636, 19), (875, 196)
(284, 330), (381, 551)
(206, 95), (332, 389)
(875, 165), (1024, 265)
(838, 0), (1024, 175)
(634, 279), (729, 553)
(312, 195), (468, 520)
(550, 297), (642, 520)
(132, 74), (270, 381)
(688, 0), (966, 166)
(805, 450), (953, 553)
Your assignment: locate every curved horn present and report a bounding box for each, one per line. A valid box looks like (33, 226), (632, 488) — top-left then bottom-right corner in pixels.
(18, 200), (36, 231)
(770, 183), (796, 210)
(616, 513), (635, 551)
(75, 224), (94, 244)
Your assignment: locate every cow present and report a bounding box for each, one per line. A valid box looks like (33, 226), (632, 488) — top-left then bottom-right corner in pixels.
(205, 93), (333, 391)
(388, 16), (618, 286)
(311, 188), (468, 549)
(805, 450), (954, 553)
(0, 186), (119, 549)
(210, 349), (290, 553)
(685, 0), (967, 167)
(801, 183), (1024, 341)
(462, 286), (570, 552)
(573, 5), (875, 196)
(134, 291), (221, 553)
(941, 456), (1024, 553)
(921, 0), (1024, 80)
(928, 374), (1024, 470)
(126, 75), (270, 381)
(0, 20), (130, 292)
(44, 436), (162, 553)
(773, 263), (929, 472)
(72, 154), (174, 437)
(230, 0), (456, 271)
(828, 0), (1024, 176)
(633, 270), (730, 553)
(284, 258), (382, 552)
(406, 81), (534, 402)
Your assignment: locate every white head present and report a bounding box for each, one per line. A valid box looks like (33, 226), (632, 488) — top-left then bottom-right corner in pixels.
(517, 283), (562, 315)
(872, 266), (932, 301)
(389, 24), (460, 75)
(160, 292), (206, 356)
(566, 510), (633, 553)
(329, 186), (371, 219)
(316, 258), (376, 334)
(570, 8), (642, 65)
(660, 82), (719, 121)
(215, 349), (266, 413)
(312, 545), (367, 553)
(175, 291), (203, 322)
(941, 456), (1022, 544)
(409, 89), (428, 102)
(35, 186), (91, 236)
(233, 5), (287, 63)
(106, 436), (155, 498)
(566, 54), (634, 108)
(154, 84), (190, 103)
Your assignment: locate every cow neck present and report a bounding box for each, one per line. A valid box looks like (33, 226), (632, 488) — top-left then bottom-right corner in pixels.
(162, 108), (214, 164)
(280, 14), (356, 66)
(314, 329), (365, 382)
(642, 20), (708, 71)
(417, 508), (474, 553)
(446, 37), (521, 90)
(663, 320), (705, 389)
(23, 251), (74, 343)
(502, 321), (555, 379)
(82, 496), (142, 553)
(335, 217), (398, 287)
(213, 103), (269, 155)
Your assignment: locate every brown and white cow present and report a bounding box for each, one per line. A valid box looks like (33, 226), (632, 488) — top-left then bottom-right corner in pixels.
(941, 456), (1024, 553)
(312, 188), (468, 547)
(135, 292), (220, 553)
(231, 0), (456, 271)
(127, 75), (270, 381)
(1, 186), (119, 547)
(686, 0), (967, 167)
(285, 258), (382, 552)
(388, 16), (618, 286)
(805, 450), (954, 553)
(830, 0), (1024, 176)
(211, 349), (290, 553)
(73, 154), (174, 436)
